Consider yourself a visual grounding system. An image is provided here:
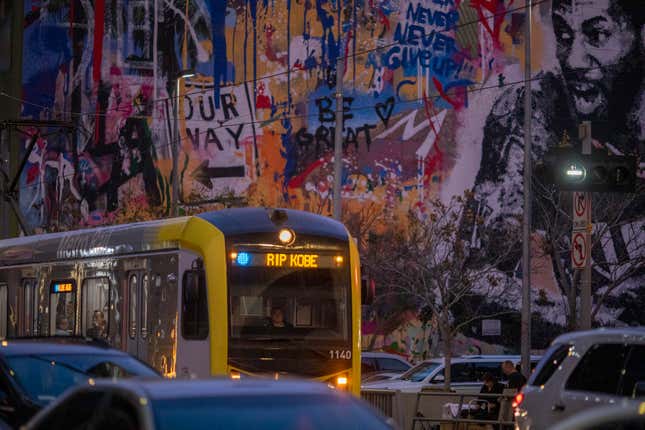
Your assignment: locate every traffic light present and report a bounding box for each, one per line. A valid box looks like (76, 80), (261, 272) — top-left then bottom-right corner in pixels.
(537, 147), (638, 193)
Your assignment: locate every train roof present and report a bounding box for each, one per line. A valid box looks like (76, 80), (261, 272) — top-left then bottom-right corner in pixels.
(0, 208), (348, 266)
(0, 217), (187, 266)
(197, 207), (348, 240)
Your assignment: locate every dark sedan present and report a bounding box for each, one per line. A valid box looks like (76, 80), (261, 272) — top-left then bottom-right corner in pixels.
(26, 379), (395, 430)
(0, 337), (159, 428)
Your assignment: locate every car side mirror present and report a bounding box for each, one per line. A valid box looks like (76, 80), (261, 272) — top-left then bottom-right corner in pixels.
(633, 381), (645, 398)
(433, 374), (445, 383)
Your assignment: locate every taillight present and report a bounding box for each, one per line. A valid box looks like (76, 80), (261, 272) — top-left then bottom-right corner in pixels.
(512, 392), (524, 408)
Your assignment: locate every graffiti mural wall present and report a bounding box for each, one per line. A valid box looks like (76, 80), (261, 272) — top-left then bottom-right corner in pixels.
(19, 1), (644, 330)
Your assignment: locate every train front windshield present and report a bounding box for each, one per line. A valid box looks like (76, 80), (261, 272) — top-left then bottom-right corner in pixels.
(227, 250), (353, 377)
(228, 258), (349, 340)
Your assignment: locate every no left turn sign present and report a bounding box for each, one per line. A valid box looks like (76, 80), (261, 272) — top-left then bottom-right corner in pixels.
(572, 231), (588, 269)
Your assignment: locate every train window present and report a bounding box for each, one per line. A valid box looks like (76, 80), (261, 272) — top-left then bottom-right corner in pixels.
(0, 284), (7, 338)
(141, 275), (149, 339)
(129, 275), (137, 339)
(49, 280), (76, 336)
(181, 269), (208, 340)
(81, 278), (110, 339)
(22, 279), (37, 336)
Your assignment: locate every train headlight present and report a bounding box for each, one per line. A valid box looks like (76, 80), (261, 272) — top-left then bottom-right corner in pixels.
(278, 229), (295, 245)
(335, 375), (349, 389)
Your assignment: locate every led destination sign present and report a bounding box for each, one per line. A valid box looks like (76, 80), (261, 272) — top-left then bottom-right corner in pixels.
(52, 282), (74, 293)
(231, 252), (344, 269)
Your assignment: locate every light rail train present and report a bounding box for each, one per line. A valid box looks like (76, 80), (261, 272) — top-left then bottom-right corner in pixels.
(0, 208), (361, 394)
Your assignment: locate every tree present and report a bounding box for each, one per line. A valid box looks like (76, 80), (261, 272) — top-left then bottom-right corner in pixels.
(533, 180), (645, 329)
(364, 191), (521, 390)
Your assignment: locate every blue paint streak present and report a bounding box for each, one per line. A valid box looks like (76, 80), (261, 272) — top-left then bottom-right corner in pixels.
(22, 7), (73, 118)
(210, 1), (227, 108)
(316, 1), (338, 71)
(280, 116), (296, 200)
(248, 1), (258, 94)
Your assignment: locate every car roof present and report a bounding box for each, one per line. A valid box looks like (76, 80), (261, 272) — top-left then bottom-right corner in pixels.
(92, 378), (343, 401)
(362, 352), (409, 361)
(552, 327), (645, 345)
(413, 355), (542, 365)
(0, 337), (125, 357)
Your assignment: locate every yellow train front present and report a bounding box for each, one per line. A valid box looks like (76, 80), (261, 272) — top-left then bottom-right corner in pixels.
(0, 207), (361, 395)
(202, 208), (361, 394)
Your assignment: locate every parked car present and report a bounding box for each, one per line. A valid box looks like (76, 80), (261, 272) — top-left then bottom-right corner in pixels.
(362, 372), (402, 384)
(25, 379), (396, 430)
(361, 352), (412, 381)
(515, 328), (645, 430)
(0, 337), (159, 428)
(362, 355), (540, 393)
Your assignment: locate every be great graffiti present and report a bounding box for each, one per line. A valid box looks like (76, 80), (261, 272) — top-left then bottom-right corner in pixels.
(294, 96), (380, 157)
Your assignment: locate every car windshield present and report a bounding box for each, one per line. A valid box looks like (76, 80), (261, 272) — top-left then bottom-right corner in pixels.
(5, 354), (158, 406)
(400, 362), (441, 382)
(153, 394), (391, 430)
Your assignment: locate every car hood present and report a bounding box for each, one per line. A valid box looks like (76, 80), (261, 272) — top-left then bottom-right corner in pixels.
(361, 379), (425, 391)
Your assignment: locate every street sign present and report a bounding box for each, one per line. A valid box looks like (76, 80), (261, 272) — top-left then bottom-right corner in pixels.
(573, 192), (589, 231)
(571, 231), (589, 269)
(482, 319), (501, 336)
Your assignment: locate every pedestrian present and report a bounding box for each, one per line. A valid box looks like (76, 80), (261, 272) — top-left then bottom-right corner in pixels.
(502, 360), (526, 391)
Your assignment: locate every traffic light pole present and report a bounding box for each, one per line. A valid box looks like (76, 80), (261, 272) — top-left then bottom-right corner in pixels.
(520, 0), (532, 380)
(579, 121), (592, 330)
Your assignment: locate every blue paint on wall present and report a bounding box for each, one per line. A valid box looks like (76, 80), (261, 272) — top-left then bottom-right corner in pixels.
(210, 1), (228, 108)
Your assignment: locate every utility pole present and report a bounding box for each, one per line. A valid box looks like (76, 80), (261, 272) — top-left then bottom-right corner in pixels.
(171, 70), (195, 217)
(333, 54), (344, 221)
(578, 121), (592, 329)
(172, 78), (180, 217)
(521, 0), (532, 380)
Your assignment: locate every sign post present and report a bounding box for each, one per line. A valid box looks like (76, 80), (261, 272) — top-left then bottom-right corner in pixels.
(575, 122), (593, 329)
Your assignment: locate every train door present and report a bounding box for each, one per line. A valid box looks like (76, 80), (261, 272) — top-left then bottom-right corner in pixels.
(176, 252), (210, 378)
(126, 270), (150, 361)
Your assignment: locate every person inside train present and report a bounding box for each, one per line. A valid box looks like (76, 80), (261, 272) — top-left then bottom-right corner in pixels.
(55, 316), (71, 336)
(267, 307), (293, 328)
(86, 310), (107, 339)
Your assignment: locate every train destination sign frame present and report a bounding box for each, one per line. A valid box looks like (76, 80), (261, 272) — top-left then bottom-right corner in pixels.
(230, 252), (344, 269)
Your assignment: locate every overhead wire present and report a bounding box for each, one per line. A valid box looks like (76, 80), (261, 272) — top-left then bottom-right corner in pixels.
(2, 0), (548, 119)
(11, 61), (618, 194)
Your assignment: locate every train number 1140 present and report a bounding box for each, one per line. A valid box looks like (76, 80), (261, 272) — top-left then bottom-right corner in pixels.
(329, 350), (352, 360)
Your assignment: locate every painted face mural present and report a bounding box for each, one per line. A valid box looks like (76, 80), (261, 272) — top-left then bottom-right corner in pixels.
(17, 0), (644, 334)
(552, 0), (640, 118)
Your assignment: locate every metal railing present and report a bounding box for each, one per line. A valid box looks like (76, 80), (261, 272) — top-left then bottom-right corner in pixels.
(361, 389), (396, 417)
(412, 391), (516, 430)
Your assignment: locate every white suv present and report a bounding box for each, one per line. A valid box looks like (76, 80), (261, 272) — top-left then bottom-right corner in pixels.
(515, 327), (645, 430)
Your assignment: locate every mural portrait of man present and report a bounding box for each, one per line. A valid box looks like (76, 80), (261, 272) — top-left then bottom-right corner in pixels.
(466, 0), (644, 323)
(469, 0), (643, 231)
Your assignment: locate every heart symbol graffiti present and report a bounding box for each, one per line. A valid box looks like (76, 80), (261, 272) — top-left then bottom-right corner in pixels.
(375, 96), (395, 127)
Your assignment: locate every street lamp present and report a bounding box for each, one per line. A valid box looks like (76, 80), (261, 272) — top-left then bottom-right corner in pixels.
(171, 69), (195, 217)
